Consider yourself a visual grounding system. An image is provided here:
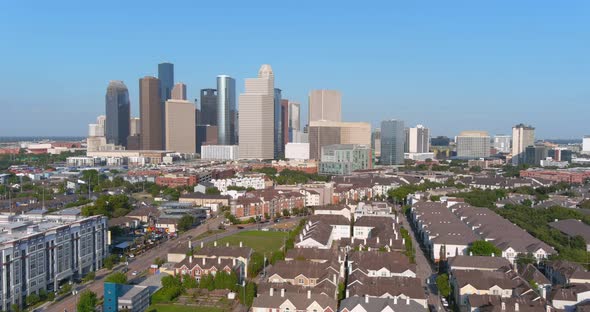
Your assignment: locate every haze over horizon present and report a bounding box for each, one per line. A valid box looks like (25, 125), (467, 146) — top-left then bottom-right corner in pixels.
(1, 1), (588, 138)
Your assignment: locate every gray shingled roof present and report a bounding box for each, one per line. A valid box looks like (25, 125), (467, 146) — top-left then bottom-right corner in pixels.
(339, 297), (424, 312)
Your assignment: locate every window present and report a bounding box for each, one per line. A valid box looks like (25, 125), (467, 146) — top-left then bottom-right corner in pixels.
(298, 278), (304, 284)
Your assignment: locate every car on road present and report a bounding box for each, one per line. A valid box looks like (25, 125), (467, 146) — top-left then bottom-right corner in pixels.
(132, 270), (139, 276)
(441, 298), (449, 308)
(237, 226), (245, 229)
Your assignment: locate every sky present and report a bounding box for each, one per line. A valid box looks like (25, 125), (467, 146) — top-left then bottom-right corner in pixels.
(0, 1), (588, 139)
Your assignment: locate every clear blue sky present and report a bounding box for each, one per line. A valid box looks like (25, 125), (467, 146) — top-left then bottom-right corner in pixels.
(1, 1), (588, 138)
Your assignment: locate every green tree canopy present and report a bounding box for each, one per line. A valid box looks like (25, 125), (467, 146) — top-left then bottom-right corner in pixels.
(468, 240), (502, 257)
(178, 215), (195, 232)
(436, 274), (451, 298)
(105, 271), (128, 284)
(77, 290), (98, 312)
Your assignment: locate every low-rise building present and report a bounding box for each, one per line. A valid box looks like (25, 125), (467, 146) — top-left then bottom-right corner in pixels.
(200, 145), (239, 161)
(103, 282), (150, 312)
(549, 219), (590, 251)
(319, 144), (372, 175)
(339, 297), (425, 312)
(347, 251), (416, 278)
(252, 290), (337, 312)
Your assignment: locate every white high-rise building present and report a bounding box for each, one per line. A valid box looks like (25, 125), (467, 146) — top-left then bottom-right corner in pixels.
(238, 64), (275, 159)
(512, 124), (535, 165)
(583, 136), (590, 154)
(87, 115), (107, 152)
(408, 125), (430, 153)
(288, 102), (301, 131)
(493, 135), (512, 154)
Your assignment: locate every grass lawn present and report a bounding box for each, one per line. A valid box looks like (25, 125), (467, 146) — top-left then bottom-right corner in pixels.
(149, 304), (224, 312)
(213, 230), (289, 254)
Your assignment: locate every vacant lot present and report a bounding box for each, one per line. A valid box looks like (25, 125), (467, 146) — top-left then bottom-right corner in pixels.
(213, 230), (289, 254)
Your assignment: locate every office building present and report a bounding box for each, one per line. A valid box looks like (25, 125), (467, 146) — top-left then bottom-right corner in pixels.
(139, 76), (163, 150)
(583, 136), (590, 154)
(525, 144), (548, 166)
(308, 121), (371, 160)
(431, 136), (451, 146)
(201, 145), (239, 161)
(158, 62), (174, 147)
(104, 81), (130, 147)
(408, 124), (430, 153)
(196, 125), (218, 154)
(285, 143), (310, 160)
(217, 75), (236, 145)
(372, 128), (381, 158)
(0, 214), (108, 311)
(103, 282), (150, 312)
(171, 82), (187, 100)
(238, 64), (275, 160)
(87, 115), (107, 152)
(288, 101), (301, 131)
(308, 89), (341, 122)
(165, 99), (196, 153)
(493, 135), (511, 154)
(291, 130), (308, 144)
(200, 88), (218, 126)
(274, 88), (283, 158)
(456, 131), (491, 159)
(319, 144), (372, 175)
(380, 119), (405, 165)
(281, 99), (289, 144)
(512, 124), (535, 165)
(129, 117), (141, 136)
(549, 148), (573, 162)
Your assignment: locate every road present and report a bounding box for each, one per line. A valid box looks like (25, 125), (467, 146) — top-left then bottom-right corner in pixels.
(45, 217), (299, 312)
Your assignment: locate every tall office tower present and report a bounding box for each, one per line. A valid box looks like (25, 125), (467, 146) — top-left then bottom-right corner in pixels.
(200, 88), (218, 125)
(404, 128), (410, 153)
(372, 128), (381, 158)
(139, 76), (163, 150)
(130, 117), (141, 136)
(512, 124), (535, 165)
(288, 101), (301, 131)
(158, 62), (174, 146)
(238, 64), (275, 159)
(165, 99), (196, 153)
(456, 131), (491, 159)
(274, 88), (283, 158)
(493, 135), (512, 154)
(217, 75), (236, 145)
(583, 136), (590, 154)
(380, 119), (405, 165)
(408, 125), (430, 153)
(196, 125), (218, 153)
(308, 121), (371, 160)
(281, 99), (290, 144)
(308, 90), (342, 122)
(171, 83), (187, 100)
(105, 81), (130, 147)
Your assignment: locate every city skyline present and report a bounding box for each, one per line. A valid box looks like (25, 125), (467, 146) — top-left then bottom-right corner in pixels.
(1, 1), (589, 138)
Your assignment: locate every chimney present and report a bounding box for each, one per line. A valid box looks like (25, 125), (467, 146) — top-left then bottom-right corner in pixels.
(218, 257), (221, 264)
(394, 297), (398, 304)
(189, 256), (192, 264)
(395, 232), (398, 240)
(390, 238), (393, 246)
(377, 237), (380, 244)
(226, 242), (230, 247)
(214, 241), (217, 247)
(202, 258), (206, 265)
(492, 253), (495, 257)
(363, 238), (366, 245)
(188, 240), (192, 249)
(333, 274), (337, 284)
(406, 298), (410, 305)
(402, 238), (405, 245)
(307, 290), (311, 299)
(345, 290), (349, 298)
(365, 295), (369, 303)
(233, 258), (236, 266)
(240, 241), (243, 248)
(201, 241), (204, 248)
(515, 303), (519, 311)
(281, 289), (285, 297)
(469, 251), (473, 256)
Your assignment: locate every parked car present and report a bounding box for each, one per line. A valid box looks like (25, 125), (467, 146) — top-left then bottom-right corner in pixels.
(132, 270), (139, 276)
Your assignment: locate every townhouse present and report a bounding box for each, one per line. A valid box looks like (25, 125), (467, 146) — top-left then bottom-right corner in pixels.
(232, 189), (305, 219)
(252, 289), (337, 312)
(345, 271), (427, 308)
(545, 260), (590, 285)
(339, 297), (425, 312)
(296, 215), (351, 249)
(173, 244), (252, 281)
(347, 251), (417, 278)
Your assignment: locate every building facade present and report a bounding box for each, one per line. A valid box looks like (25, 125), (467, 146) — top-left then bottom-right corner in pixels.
(381, 119), (405, 165)
(201, 145), (239, 161)
(274, 88), (284, 158)
(309, 121), (371, 160)
(105, 81), (130, 148)
(456, 131), (491, 159)
(165, 99), (196, 153)
(493, 135), (511, 154)
(139, 76), (163, 150)
(407, 125), (430, 153)
(171, 82), (187, 100)
(200, 88), (218, 126)
(238, 64), (275, 159)
(319, 144), (372, 175)
(217, 75), (236, 145)
(512, 124), (535, 165)
(285, 143), (310, 160)
(372, 128), (381, 158)
(308, 90), (342, 122)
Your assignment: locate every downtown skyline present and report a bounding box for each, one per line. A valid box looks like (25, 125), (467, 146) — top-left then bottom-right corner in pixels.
(1, 1), (589, 138)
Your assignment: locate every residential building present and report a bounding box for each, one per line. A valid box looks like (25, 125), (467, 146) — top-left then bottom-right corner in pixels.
(448, 256), (511, 272)
(105, 80), (130, 147)
(217, 75), (236, 145)
(0, 215), (108, 311)
(347, 251), (416, 278)
(285, 143), (310, 160)
(308, 90), (341, 122)
(239, 64), (275, 159)
(200, 88), (218, 126)
(493, 135), (512, 154)
(512, 124), (535, 165)
(174, 244), (252, 281)
(549, 219), (590, 251)
(456, 131), (491, 159)
(200, 145), (239, 161)
(339, 297), (424, 312)
(451, 270), (520, 307)
(103, 283), (150, 312)
(345, 273), (427, 308)
(380, 119), (405, 165)
(295, 215), (351, 249)
(165, 99), (196, 153)
(171, 82), (187, 100)
(309, 121), (371, 160)
(179, 193), (231, 207)
(319, 144), (372, 175)
(139, 76), (163, 150)
(520, 168), (590, 184)
(252, 291), (337, 312)
(211, 173), (266, 192)
(407, 124), (430, 153)
(545, 260), (590, 285)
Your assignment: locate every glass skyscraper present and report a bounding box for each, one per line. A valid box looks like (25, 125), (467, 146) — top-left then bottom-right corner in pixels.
(274, 88), (283, 158)
(158, 62), (174, 146)
(105, 81), (130, 147)
(380, 119), (405, 165)
(216, 75), (236, 145)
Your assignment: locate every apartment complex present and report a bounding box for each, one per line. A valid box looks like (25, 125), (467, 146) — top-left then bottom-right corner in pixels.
(319, 144), (372, 175)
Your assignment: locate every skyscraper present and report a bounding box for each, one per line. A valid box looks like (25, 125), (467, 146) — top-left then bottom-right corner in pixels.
(308, 121), (371, 160)
(200, 89), (218, 126)
(381, 119), (405, 165)
(456, 131), (491, 159)
(158, 62), (174, 147)
(274, 88), (283, 158)
(238, 64), (275, 159)
(281, 99), (290, 145)
(512, 124), (535, 165)
(217, 75), (236, 145)
(308, 90), (341, 122)
(139, 76), (163, 150)
(105, 81), (130, 147)
(493, 135), (512, 154)
(129, 117), (141, 136)
(165, 99), (196, 153)
(288, 101), (301, 131)
(408, 125), (430, 153)
(171, 83), (187, 100)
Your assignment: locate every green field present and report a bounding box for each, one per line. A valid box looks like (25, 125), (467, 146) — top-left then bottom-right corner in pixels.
(213, 230), (289, 254)
(149, 304), (224, 312)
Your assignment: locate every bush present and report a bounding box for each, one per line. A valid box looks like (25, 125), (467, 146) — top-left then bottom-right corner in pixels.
(105, 271), (128, 284)
(83, 271), (96, 283)
(77, 290), (97, 312)
(436, 274), (451, 297)
(26, 293), (41, 306)
(467, 240), (502, 257)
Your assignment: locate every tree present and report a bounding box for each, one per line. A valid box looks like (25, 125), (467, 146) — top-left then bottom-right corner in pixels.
(26, 293), (41, 306)
(82, 271), (96, 283)
(436, 274), (451, 298)
(154, 257), (166, 267)
(467, 240), (502, 257)
(469, 166), (482, 173)
(282, 209), (291, 217)
(270, 250), (285, 265)
(182, 274), (198, 289)
(515, 253), (536, 266)
(199, 274), (215, 291)
(77, 290), (98, 312)
(206, 187), (221, 195)
(248, 252), (265, 278)
(105, 271), (128, 284)
(178, 215), (195, 232)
